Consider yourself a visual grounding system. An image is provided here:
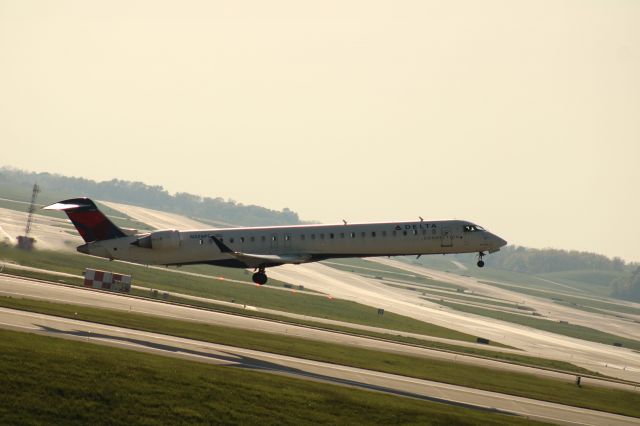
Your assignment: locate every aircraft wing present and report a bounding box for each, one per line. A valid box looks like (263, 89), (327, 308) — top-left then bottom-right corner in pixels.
(209, 236), (312, 267)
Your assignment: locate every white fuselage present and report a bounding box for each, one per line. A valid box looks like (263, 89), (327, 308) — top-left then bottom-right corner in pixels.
(80, 219), (506, 268)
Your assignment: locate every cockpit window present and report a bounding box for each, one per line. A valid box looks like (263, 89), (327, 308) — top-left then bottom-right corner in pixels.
(463, 224), (485, 232)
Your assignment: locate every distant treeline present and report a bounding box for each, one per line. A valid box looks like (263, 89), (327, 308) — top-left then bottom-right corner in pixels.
(483, 245), (632, 274)
(610, 267), (640, 302)
(473, 245), (639, 301)
(0, 167), (303, 226)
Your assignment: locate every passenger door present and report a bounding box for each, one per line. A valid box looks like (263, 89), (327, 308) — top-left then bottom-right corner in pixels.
(440, 226), (453, 247)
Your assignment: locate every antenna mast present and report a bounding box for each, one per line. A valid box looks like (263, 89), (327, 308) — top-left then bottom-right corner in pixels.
(16, 183), (40, 250)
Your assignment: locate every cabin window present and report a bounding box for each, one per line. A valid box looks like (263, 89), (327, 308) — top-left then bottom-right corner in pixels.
(301, 234), (306, 240)
(412, 230), (417, 235)
(382, 231), (386, 237)
(271, 236), (277, 242)
(350, 232), (356, 238)
(330, 233), (334, 239)
(250, 236), (255, 242)
(403, 230), (407, 236)
(311, 234), (316, 240)
(240, 237), (245, 243)
(199, 239), (204, 245)
(285, 235), (290, 241)
(230, 238), (234, 243)
(261, 236), (266, 242)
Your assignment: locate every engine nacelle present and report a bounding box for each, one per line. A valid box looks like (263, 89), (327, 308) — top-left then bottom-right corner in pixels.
(133, 230), (181, 249)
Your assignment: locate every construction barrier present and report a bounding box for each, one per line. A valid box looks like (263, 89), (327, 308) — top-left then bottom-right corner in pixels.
(83, 269), (131, 293)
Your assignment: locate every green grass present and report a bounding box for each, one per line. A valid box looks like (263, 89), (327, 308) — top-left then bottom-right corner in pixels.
(0, 265), (84, 286)
(438, 300), (640, 350)
(1, 297), (639, 418)
(0, 245), (480, 343)
(0, 328), (547, 426)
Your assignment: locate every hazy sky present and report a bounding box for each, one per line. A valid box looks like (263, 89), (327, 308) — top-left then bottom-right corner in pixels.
(1, 1), (639, 262)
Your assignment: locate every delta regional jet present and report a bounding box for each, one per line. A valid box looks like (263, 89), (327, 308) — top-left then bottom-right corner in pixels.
(45, 198), (507, 285)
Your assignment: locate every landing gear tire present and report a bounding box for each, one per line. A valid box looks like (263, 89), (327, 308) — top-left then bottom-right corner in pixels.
(252, 267), (268, 285)
(477, 252), (486, 268)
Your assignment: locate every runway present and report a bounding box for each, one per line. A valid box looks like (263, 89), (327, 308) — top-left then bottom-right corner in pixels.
(47, 200), (640, 382)
(1, 304), (639, 426)
(5, 201), (640, 383)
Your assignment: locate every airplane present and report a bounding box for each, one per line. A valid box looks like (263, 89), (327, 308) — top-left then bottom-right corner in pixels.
(45, 198), (507, 285)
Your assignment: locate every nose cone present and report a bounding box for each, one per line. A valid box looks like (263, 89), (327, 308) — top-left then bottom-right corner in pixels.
(487, 233), (507, 253)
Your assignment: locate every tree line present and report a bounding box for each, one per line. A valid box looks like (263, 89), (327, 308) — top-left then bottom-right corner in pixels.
(610, 267), (640, 302)
(482, 245), (632, 274)
(0, 167), (303, 226)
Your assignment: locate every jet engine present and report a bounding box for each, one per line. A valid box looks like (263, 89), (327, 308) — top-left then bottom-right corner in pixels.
(132, 230), (181, 249)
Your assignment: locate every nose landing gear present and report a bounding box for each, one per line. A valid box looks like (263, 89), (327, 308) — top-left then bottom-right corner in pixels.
(477, 252), (486, 268)
(252, 266), (268, 285)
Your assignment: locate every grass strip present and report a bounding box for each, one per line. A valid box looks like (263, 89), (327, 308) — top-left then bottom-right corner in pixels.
(2, 296), (639, 418)
(439, 300), (640, 350)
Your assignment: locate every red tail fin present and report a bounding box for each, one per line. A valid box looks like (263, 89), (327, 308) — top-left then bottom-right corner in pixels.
(44, 198), (126, 243)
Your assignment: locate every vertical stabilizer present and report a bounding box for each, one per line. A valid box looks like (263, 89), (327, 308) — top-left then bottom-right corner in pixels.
(44, 198), (126, 242)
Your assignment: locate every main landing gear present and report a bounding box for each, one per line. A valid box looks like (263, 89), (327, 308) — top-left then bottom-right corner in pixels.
(252, 267), (268, 285)
(477, 252), (486, 268)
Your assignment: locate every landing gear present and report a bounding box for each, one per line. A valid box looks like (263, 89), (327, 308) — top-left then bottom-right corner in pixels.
(252, 267), (268, 285)
(477, 252), (485, 268)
